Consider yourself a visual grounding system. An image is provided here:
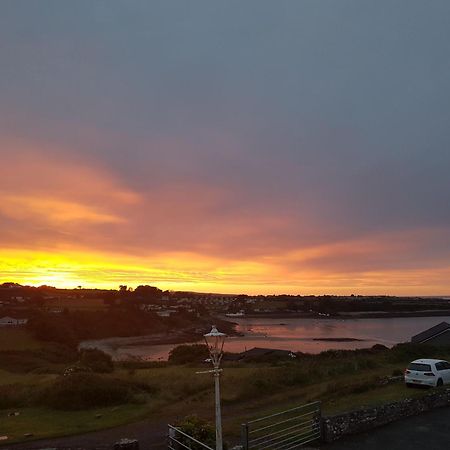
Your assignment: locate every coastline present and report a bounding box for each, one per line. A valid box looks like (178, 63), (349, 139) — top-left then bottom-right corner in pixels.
(79, 332), (201, 359)
(239, 310), (450, 319)
(79, 312), (450, 361)
(79, 316), (238, 359)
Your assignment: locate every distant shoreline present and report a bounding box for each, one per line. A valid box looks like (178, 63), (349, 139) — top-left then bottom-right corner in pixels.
(312, 337), (364, 342)
(79, 332), (201, 358)
(238, 310), (450, 319)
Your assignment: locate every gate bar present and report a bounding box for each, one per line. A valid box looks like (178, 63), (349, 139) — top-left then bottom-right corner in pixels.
(256, 427), (321, 450)
(249, 419), (318, 445)
(250, 410), (317, 434)
(247, 401), (321, 424)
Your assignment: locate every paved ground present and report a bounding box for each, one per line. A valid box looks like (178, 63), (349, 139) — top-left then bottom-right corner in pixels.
(323, 406), (450, 450)
(1, 418), (167, 450)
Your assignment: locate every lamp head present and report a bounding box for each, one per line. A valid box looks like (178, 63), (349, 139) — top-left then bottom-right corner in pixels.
(204, 325), (226, 364)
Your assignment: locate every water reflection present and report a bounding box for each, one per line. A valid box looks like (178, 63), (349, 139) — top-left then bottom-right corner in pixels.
(108, 316), (450, 361)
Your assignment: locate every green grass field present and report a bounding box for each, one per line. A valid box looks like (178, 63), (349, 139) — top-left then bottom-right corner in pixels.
(0, 369), (56, 386)
(0, 362), (434, 445)
(0, 370), (431, 446)
(0, 404), (155, 443)
(1, 342), (449, 446)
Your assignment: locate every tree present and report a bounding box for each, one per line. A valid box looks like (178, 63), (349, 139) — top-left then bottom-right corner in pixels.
(79, 348), (114, 373)
(27, 316), (78, 347)
(168, 344), (209, 364)
(134, 285), (163, 303)
(102, 290), (118, 307)
(29, 294), (46, 309)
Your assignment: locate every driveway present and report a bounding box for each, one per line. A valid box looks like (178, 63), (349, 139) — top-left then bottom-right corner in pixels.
(1, 418), (167, 450)
(323, 406), (450, 450)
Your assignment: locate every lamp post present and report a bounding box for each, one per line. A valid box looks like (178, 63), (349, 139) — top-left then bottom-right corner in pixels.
(204, 325), (226, 450)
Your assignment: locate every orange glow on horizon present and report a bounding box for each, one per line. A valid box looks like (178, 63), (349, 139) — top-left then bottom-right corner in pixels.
(1, 138), (450, 296)
(1, 247), (450, 296)
(2, 4), (450, 300)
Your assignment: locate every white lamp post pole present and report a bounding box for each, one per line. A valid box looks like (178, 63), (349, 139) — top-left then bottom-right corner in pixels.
(204, 325), (226, 450)
(213, 363), (222, 450)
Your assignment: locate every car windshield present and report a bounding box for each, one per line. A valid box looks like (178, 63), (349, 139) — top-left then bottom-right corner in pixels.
(408, 363), (432, 372)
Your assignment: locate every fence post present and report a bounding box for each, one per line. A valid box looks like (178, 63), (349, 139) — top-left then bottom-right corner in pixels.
(168, 425), (178, 450)
(241, 423), (249, 450)
(316, 401), (323, 443)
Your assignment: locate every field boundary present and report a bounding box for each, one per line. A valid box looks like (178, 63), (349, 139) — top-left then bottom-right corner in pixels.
(323, 387), (450, 442)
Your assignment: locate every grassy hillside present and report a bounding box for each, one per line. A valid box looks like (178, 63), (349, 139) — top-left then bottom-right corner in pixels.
(0, 328), (43, 351)
(44, 297), (107, 312)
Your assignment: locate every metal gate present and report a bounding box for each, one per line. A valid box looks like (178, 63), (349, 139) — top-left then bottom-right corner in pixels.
(241, 401), (322, 450)
(168, 424), (214, 450)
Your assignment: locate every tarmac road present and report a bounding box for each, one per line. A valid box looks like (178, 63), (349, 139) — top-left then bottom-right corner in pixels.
(323, 406), (450, 450)
(1, 417), (168, 450)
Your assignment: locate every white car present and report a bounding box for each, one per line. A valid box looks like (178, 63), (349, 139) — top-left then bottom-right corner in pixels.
(404, 358), (450, 388)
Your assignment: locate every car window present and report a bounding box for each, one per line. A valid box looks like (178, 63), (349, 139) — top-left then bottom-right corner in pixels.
(435, 362), (445, 371)
(443, 362), (450, 370)
(408, 363), (432, 371)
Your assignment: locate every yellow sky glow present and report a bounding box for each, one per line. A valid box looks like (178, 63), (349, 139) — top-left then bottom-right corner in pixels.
(1, 247), (450, 295)
(1, 139), (450, 296)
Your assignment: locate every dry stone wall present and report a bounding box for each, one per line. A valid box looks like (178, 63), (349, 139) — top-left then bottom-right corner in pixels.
(322, 388), (450, 442)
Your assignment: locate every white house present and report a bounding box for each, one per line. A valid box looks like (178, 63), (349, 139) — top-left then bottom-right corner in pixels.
(0, 316), (28, 327)
(156, 310), (175, 317)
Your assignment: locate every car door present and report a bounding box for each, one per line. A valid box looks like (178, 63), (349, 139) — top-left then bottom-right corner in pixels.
(442, 361), (450, 383)
(435, 361), (450, 384)
(435, 361), (446, 383)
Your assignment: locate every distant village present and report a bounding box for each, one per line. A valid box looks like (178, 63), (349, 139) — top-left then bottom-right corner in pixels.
(2, 281), (450, 330)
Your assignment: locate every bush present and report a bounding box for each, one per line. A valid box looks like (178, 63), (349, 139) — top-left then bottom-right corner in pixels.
(42, 373), (133, 410)
(387, 343), (441, 363)
(120, 360), (167, 370)
(37, 344), (78, 364)
(354, 357), (379, 370)
(28, 316), (78, 347)
(325, 379), (374, 396)
(0, 351), (48, 373)
(371, 344), (389, 352)
(0, 345), (78, 374)
(0, 384), (29, 408)
(79, 348), (114, 373)
(177, 415), (217, 449)
(234, 371), (280, 401)
(63, 365), (92, 376)
(328, 361), (356, 376)
(29, 366), (59, 374)
(279, 369), (308, 386)
(168, 344), (209, 365)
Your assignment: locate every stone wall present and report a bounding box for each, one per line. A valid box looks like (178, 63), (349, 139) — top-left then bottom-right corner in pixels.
(322, 388), (450, 442)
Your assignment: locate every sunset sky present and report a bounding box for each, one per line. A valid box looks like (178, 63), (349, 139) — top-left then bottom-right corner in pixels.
(1, 1), (450, 295)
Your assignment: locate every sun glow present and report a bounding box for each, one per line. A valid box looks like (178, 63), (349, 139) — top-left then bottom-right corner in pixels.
(1, 140), (450, 296)
(0, 247), (271, 291)
(1, 246), (450, 295)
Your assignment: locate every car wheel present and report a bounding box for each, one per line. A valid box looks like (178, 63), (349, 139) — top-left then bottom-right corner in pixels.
(437, 378), (443, 387)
